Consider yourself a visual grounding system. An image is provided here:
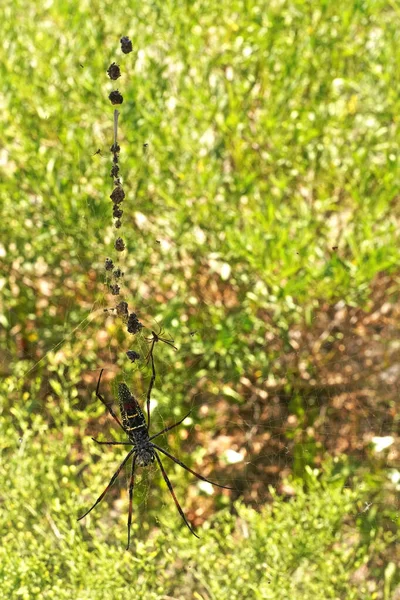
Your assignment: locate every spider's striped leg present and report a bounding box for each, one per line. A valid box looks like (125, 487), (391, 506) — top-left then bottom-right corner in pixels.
(149, 411), (192, 441)
(126, 455), (137, 551)
(91, 438), (131, 446)
(145, 352), (156, 432)
(77, 448), (135, 521)
(96, 369), (126, 433)
(152, 444), (234, 490)
(154, 451), (199, 539)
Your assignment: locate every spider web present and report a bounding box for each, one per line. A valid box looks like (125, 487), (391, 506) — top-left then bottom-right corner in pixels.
(3, 139), (398, 545)
(10, 244), (400, 533)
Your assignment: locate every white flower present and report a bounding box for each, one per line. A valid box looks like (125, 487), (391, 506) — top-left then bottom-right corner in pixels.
(371, 436), (394, 452)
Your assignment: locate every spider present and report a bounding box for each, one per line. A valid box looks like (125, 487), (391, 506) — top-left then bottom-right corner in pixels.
(145, 328), (177, 359)
(77, 362), (233, 549)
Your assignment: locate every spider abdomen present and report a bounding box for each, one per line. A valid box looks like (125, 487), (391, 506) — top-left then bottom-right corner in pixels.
(118, 383), (147, 433)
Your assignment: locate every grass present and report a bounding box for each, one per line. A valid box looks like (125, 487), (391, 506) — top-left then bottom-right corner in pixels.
(0, 0), (399, 597)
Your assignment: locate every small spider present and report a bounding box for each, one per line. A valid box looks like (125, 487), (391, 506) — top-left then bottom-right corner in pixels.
(146, 329), (178, 358)
(78, 366), (233, 549)
(145, 328), (177, 357)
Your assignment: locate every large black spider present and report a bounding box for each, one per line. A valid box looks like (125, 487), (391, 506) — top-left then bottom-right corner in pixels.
(78, 357), (233, 549)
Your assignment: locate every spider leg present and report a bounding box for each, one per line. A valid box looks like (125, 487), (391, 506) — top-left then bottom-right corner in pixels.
(154, 451), (199, 539)
(145, 351), (156, 432)
(92, 437), (132, 446)
(96, 369), (126, 433)
(145, 337), (156, 363)
(152, 444), (234, 490)
(144, 330), (179, 431)
(77, 448), (135, 521)
(149, 411), (192, 441)
(158, 337), (178, 351)
(126, 455), (137, 550)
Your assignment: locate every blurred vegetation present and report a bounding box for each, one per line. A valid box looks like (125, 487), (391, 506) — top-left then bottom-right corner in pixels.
(0, 0), (399, 597)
